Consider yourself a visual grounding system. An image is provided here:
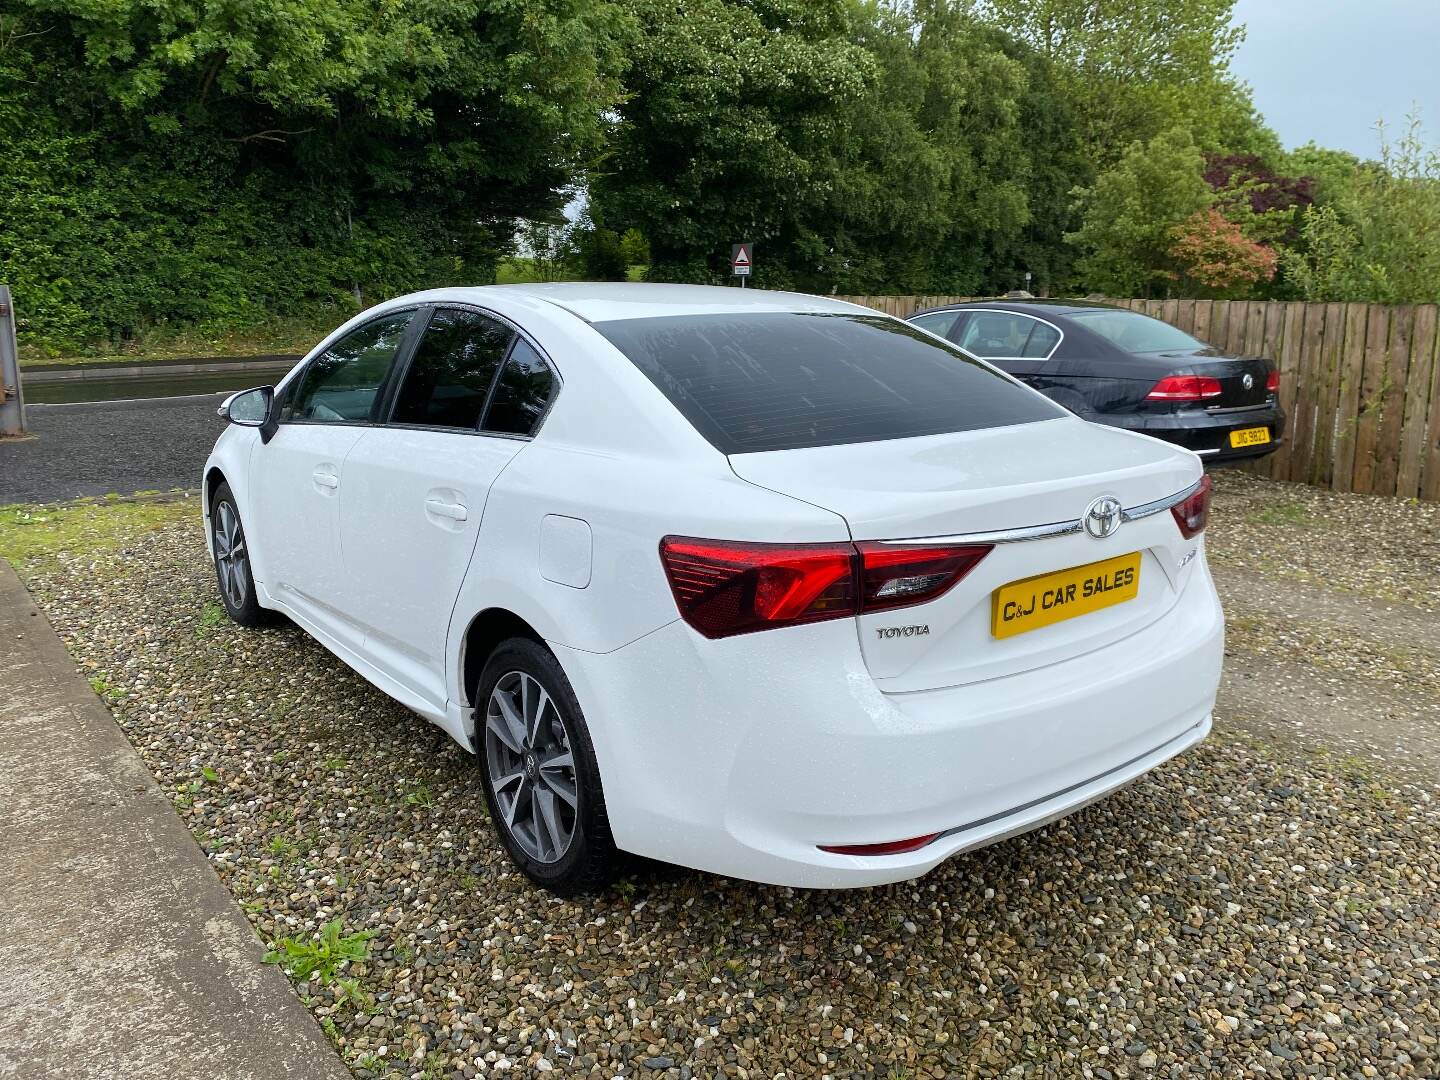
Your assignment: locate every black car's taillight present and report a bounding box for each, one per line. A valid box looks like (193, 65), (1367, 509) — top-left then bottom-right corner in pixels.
(1146, 375), (1223, 401)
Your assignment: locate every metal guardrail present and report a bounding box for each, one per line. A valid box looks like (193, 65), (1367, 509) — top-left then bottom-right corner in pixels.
(0, 285), (24, 436)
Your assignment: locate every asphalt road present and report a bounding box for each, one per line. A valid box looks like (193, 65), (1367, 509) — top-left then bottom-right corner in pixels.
(0, 394), (225, 504)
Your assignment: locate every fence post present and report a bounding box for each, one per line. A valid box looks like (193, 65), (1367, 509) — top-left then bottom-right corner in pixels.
(0, 284), (23, 437)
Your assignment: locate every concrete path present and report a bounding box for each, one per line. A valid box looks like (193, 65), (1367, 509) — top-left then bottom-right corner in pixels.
(0, 395), (224, 504)
(0, 560), (350, 1080)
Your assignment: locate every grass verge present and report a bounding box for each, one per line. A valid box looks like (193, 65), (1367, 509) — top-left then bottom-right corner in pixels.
(0, 493), (199, 568)
(18, 313), (344, 369)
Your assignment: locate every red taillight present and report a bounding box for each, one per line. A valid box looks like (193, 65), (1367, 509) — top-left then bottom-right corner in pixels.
(659, 537), (992, 638)
(857, 542), (991, 613)
(1146, 375), (1223, 401)
(658, 537), (855, 639)
(1171, 474), (1213, 539)
(1266, 370), (1280, 393)
(819, 833), (942, 856)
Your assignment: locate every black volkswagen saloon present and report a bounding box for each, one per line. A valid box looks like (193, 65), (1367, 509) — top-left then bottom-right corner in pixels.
(908, 299), (1284, 462)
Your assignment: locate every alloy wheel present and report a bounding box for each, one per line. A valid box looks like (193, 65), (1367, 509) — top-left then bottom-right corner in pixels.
(213, 501), (249, 610)
(483, 671), (579, 864)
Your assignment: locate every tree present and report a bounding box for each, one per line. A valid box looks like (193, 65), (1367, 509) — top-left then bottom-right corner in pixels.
(519, 221), (579, 283)
(1279, 205), (1365, 302)
(594, 0), (1091, 295)
(1168, 208), (1277, 295)
(0, 1), (634, 348)
(1068, 127), (1213, 295)
(574, 226), (629, 280)
(593, 0), (872, 287)
(1282, 116), (1440, 304)
(1205, 154), (1315, 218)
(971, 0), (1270, 163)
(620, 229), (651, 268)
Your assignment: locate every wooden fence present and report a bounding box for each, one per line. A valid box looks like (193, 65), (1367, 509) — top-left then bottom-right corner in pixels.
(834, 295), (1440, 502)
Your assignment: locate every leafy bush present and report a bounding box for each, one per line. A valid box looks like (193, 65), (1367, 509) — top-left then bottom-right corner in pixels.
(1168, 209), (1278, 295)
(575, 226), (629, 281)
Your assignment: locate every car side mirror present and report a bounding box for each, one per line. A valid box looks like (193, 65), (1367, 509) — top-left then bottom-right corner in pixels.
(219, 385), (278, 443)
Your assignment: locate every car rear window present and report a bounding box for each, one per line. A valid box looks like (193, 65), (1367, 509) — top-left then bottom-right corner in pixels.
(1068, 310), (1205, 353)
(595, 312), (1060, 454)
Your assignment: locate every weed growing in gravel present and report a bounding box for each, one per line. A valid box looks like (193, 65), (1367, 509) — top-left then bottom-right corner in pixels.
(322, 755), (347, 771)
(402, 782), (435, 808)
(201, 765), (220, 784)
(87, 675), (122, 703)
(333, 975), (375, 1013)
(1250, 500), (1311, 526)
(196, 602), (226, 635)
(263, 918), (376, 986)
(266, 835), (300, 862)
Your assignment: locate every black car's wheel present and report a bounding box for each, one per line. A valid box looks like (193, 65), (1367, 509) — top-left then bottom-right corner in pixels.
(475, 638), (620, 895)
(210, 482), (271, 628)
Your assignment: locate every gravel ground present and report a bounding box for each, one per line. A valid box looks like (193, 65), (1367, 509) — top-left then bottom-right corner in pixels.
(18, 476), (1440, 1079)
(1206, 468), (1440, 612)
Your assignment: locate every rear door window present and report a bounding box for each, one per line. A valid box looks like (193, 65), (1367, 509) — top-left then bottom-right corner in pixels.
(391, 308), (514, 429)
(957, 311), (1060, 359)
(909, 310), (962, 339)
(596, 312), (1060, 454)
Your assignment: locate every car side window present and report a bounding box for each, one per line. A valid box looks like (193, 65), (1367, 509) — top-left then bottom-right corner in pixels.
(483, 338), (555, 436)
(391, 308), (515, 429)
(1019, 321), (1060, 358)
(957, 312), (1059, 359)
(284, 313), (413, 423)
(910, 311), (961, 339)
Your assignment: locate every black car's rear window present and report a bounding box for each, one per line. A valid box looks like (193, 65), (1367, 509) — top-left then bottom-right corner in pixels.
(595, 312), (1060, 454)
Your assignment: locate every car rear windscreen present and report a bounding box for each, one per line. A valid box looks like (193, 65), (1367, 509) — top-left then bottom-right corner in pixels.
(595, 312), (1062, 454)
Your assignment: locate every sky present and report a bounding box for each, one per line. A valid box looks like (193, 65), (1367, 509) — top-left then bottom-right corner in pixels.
(1229, 0), (1440, 158)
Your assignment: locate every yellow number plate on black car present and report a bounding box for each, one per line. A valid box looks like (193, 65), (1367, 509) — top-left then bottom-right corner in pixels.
(991, 552), (1142, 640)
(1229, 426), (1271, 448)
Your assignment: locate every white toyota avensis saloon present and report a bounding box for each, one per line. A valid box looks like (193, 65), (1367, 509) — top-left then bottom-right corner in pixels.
(205, 284), (1223, 894)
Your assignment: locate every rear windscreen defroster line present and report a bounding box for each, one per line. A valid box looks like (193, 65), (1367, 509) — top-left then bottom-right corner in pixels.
(596, 312), (1062, 455)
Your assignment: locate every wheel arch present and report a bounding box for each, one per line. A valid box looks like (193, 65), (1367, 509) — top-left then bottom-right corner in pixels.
(459, 606), (546, 717)
(203, 465), (227, 509)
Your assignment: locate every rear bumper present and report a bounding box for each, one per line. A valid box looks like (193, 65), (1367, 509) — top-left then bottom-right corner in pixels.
(554, 557), (1224, 888)
(1104, 403), (1285, 462)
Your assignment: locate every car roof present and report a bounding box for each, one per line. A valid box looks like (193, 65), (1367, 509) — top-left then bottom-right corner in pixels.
(450, 283), (876, 324)
(912, 298), (1124, 319)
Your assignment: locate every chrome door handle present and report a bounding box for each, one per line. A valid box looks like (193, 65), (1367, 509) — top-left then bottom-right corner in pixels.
(312, 469), (339, 490)
(424, 498), (468, 522)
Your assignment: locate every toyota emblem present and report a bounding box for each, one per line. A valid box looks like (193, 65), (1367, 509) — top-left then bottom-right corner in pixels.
(1084, 496), (1124, 539)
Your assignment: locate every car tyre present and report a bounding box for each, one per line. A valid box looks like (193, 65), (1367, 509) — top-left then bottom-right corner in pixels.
(209, 482), (272, 628)
(475, 638), (621, 896)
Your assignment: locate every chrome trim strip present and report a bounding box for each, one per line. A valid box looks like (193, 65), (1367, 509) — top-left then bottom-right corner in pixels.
(1193, 448), (1221, 457)
(1205, 402), (1272, 415)
(882, 518), (1084, 546)
(1120, 477), (1204, 522)
(879, 478), (1204, 545)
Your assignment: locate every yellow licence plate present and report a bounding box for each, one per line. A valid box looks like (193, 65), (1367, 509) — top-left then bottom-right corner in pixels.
(1229, 426), (1271, 448)
(991, 552), (1142, 640)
